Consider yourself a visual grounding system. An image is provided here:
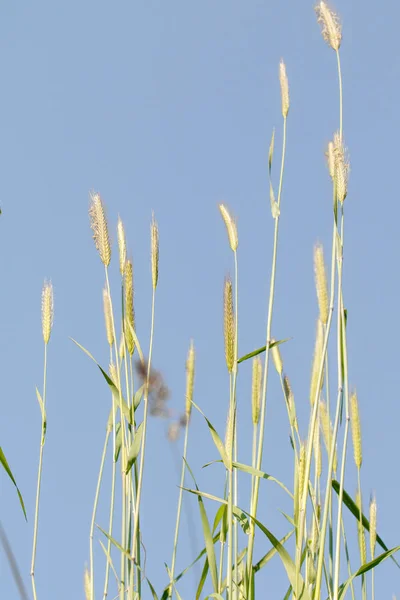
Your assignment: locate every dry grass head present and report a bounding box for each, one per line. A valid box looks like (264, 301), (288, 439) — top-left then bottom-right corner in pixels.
(319, 400), (337, 472)
(185, 340), (195, 419)
(224, 276), (235, 372)
(279, 60), (290, 118)
(89, 192), (111, 267)
(251, 356), (262, 425)
(315, 1), (342, 51)
(103, 286), (114, 347)
(350, 389), (362, 469)
(151, 212), (159, 289)
(124, 259), (135, 355)
(42, 280), (54, 345)
(219, 204), (238, 252)
(333, 132), (349, 203)
(369, 494), (377, 559)
(84, 567), (91, 600)
(310, 319), (324, 406)
(117, 216), (127, 277)
(314, 244), (329, 325)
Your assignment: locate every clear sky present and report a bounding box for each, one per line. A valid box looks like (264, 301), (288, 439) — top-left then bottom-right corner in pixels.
(1, 1), (399, 598)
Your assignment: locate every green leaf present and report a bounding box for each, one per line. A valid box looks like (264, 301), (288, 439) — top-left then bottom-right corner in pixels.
(196, 557), (209, 600)
(332, 480), (400, 567)
(232, 461), (293, 498)
(146, 577), (159, 600)
(237, 338), (291, 364)
(35, 388), (47, 442)
(198, 497), (219, 592)
(338, 546), (400, 599)
(191, 401), (231, 470)
(0, 447), (27, 520)
(114, 422), (122, 462)
(96, 525), (132, 560)
(125, 422), (144, 474)
(253, 529), (295, 573)
(70, 338), (131, 423)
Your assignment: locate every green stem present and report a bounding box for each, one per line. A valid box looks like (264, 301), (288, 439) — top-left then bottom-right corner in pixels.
(30, 343), (48, 600)
(246, 115), (287, 596)
(90, 426), (111, 600)
(169, 418), (190, 598)
(131, 287), (156, 573)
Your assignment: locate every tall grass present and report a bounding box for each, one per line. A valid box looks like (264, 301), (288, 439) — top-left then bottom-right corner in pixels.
(2, 3), (399, 600)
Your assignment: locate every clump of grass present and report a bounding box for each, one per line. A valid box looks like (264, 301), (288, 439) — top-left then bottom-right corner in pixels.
(22, 4), (400, 600)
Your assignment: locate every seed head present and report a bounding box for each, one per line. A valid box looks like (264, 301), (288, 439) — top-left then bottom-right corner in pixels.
(185, 340), (195, 419)
(315, 1), (342, 51)
(333, 132), (349, 203)
(350, 390), (362, 469)
(103, 287), (114, 347)
(369, 495), (377, 559)
(314, 244), (329, 325)
(89, 192), (111, 267)
(224, 276), (235, 372)
(124, 259), (135, 355)
(42, 280), (54, 345)
(84, 567), (91, 600)
(151, 213), (159, 289)
(310, 319), (324, 406)
(279, 60), (290, 118)
(219, 204), (238, 252)
(251, 356), (262, 425)
(326, 141), (335, 179)
(356, 491), (367, 565)
(117, 216), (127, 276)
(320, 400), (337, 472)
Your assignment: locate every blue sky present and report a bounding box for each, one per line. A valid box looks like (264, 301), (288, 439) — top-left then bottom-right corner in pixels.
(1, 1), (399, 598)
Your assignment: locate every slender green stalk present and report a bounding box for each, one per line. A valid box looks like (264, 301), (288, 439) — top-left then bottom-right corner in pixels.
(336, 50), (343, 138)
(131, 287), (156, 571)
(30, 343), (49, 600)
(246, 114), (287, 596)
(90, 426), (111, 600)
(169, 418), (190, 598)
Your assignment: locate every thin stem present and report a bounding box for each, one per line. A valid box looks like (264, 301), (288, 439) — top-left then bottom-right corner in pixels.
(169, 419), (190, 598)
(90, 427), (111, 600)
(246, 114), (287, 595)
(336, 50), (343, 139)
(131, 287), (156, 571)
(30, 343), (48, 600)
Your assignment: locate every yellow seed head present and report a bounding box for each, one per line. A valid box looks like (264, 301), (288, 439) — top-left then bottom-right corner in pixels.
(124, 259), (135, 355)
(84, 567), (91, 600)
(224, 402), (234, 459)
(185, 340), (195, 419)
(310, 506), (320, 556)
(224, 276), (235, 372)
(271, 339), (283, 375)
(151, 213), (159, 289)
(310, 320), (324, 406)
(42, 280), (54, 345)
(356, 491), (367, 564)
(283, 375), (298, 430)
(320, 400), (337, 472)
(350, 390), (362, 469)
(117, 216), (127, 276)
(109, 362), (118, 386)
(333, 132), (349, 203)
(89, 192), (111, 267)
(326, 141), (335, 179)
(103, 287), (114, 347)
(119, 332), (125, 360)
(369, 495), (377, 559)
(251, 356), (262, 425)
(219, 204), (238, 252)
(315, 1), (342, 51)
(314, 244), (329, 325)
(314, 425), (322, 480)
(298, 442), (306, 502)
(279, 60), (290, 118)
